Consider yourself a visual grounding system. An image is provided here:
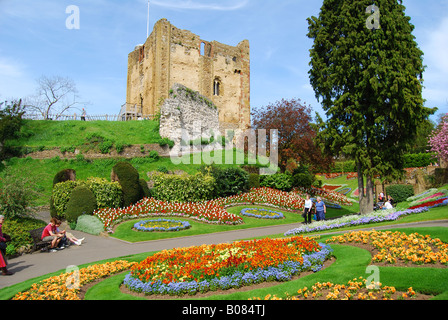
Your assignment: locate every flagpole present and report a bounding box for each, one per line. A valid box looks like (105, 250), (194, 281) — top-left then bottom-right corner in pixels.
(146, 1), (150, 38)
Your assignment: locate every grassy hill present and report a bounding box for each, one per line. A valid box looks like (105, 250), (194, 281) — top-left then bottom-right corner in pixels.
(6, 119), (164, 151)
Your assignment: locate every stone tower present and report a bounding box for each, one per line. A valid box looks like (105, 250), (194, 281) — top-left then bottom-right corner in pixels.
(125, 18), (250, 132)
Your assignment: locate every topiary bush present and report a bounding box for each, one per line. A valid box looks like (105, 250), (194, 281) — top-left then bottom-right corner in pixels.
(386, 184), (415, 203)
(139, 179), (151, 198)
(51, 178), (123, 219)
(111, 161), (143, 207)
(53, 169), (76, 187)
(65, 185), (97, 223)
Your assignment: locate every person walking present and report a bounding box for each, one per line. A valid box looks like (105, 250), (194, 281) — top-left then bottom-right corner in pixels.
(303, 194), (313, 224)
(315, 197), (326, 221)
(0, 215), (14, 275)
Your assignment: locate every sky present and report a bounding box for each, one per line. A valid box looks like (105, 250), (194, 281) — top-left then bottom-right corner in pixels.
(0, 0), (447, 122)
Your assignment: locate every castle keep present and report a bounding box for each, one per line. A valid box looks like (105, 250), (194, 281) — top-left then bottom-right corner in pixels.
(125, 18), (251, 132)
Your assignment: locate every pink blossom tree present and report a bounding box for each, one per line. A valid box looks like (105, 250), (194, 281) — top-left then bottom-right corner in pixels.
(429, 114), (448, 162)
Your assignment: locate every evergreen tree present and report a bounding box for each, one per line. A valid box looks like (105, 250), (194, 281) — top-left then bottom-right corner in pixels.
(307, 0), (435, 213)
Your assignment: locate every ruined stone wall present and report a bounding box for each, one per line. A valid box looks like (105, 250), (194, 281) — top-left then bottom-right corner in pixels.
(126, 18), (250, 133)
(159, 83), (220, 144)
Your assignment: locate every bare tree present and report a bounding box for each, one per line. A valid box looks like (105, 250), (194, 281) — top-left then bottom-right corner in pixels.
(25, 75), (82, 120)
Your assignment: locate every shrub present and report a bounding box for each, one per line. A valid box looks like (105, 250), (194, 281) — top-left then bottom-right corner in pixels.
(260, 173), (292, 191)
(292, 173), (313, 188)
(65, 185), (97, 223)
(0, 167), (43, 219)
(386, 184), (415, 203)
(53, 168), (76, 187)
(159, 137), (174, 148)
(2, 218), (46, 256)
(51, 178), (123, 218)
(111, 162), (143, 207)
(201, 165), (249, 198)
(248, 173), (260, 188)
(83, 177), (123, 209)
(139, 179), (151, 198)
(75, 215), (104, 235)
(152, 172), (216, 202)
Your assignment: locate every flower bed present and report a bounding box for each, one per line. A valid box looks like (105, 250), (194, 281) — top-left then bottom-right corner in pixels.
(123, 237), (333, 296)
(408, 197), (448, 210)
(326, 230), (448, 266)
(133, 219), (191, 232)
(12, 261), (135, 300)
(240, 208), (284, 219)
(295, 186), (352, 206)
(251, 277), (426, 300)
(94, 187), (305, 231)
(284, 208), (429, 236)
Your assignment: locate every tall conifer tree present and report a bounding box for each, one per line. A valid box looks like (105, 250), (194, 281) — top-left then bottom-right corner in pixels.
(307, 0), (435, 213)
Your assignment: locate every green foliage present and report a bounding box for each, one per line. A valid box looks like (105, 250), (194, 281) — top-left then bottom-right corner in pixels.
(139, 179), (151, 198)
(112, 162), (143, 207)
(65, 185), (97, 223)
(2, 217), (46, 256)
(308, 0), (435, 212)
(260, 173), (292, 191)
(248, 173), (260, 188)
(403, 153), (438, 168)
(53, 168), (76, 186)
(0, 99), (25, 161)
(201, 165), (249, 198)
(74, 214), (104, 235)
(386, 184), (415, 203)
(0, 167), (42, 219)
(51, 178), (123, 218)
(151, 172), (216, 202)
(158, 137), (174, 148)
(292, 173), (313, 188)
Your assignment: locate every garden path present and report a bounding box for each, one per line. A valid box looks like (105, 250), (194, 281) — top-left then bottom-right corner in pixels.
(1, 210), (448, 290)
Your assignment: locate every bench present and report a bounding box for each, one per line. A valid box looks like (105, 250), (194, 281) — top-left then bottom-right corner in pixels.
(29, 227), (52, 252)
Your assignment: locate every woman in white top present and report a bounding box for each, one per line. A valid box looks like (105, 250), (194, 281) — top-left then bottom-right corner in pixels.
(303, 194), (313, 224)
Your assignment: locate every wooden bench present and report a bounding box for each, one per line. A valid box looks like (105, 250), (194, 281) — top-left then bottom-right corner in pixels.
(29, 227), (51, 252)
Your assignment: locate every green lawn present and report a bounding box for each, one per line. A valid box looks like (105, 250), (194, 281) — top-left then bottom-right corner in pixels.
(8, 119), (163, 148)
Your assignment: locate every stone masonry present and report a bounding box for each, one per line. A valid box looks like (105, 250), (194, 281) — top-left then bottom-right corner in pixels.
(126, 18), (251, 134)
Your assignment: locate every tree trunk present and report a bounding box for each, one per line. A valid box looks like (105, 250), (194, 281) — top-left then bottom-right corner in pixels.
(357, 162), (375, 214)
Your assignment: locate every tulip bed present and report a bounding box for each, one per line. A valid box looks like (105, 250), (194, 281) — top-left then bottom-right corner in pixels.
(326, 230), (448, 266)
(94, 187), (305, 232)
(12, 261), (136, 300)
(123, 237), (333, 296)
(240, 208), (284, 219)
(133, 219), (191, 232)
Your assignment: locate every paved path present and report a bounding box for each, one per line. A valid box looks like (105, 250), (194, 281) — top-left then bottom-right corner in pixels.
(2, 212), (448, 290)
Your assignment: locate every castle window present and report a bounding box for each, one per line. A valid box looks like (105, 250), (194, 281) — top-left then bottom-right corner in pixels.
(213, 78), (221, 96)
(200, 41), (212, 57)
(139, 45), (145, 63)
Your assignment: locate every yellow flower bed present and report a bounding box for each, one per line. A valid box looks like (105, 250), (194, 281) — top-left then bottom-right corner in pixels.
(251, 277), (421, 300)
(326, 230), (448, 266)
(12, 260), (136, 300)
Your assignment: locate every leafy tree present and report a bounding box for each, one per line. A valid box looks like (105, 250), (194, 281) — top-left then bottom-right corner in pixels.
(0, 99), (25, 160)
(251, 98), (333, 173)
(429, 113), (448, 163)
(307, 0), (435, 213)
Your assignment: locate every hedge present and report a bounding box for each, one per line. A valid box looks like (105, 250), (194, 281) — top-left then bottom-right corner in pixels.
(51, 178), (123, 219)
(151, 172), (216, 202)
(65, 185), (97, 223)
(385, 184), (414, 203)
